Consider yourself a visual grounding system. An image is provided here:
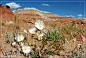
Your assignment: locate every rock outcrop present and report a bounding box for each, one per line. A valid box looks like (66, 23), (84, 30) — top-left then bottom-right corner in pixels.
(0, 3), (14, 22)
(13, 7), (86, 27)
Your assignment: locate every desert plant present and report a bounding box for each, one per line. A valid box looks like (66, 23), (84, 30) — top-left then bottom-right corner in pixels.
(2, 22), (5, 26)
(18, 18), (20, 26)
(2, 19), (86, 58)
(39, 29), (65, 56)
(50, 23), (57, 28)
(14, 15), (16, 24)
(3, 32), (10, 42)
(71, 43), (86, 58)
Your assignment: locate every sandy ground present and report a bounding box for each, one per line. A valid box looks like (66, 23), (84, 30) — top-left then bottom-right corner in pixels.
(0, 20), (86, 58)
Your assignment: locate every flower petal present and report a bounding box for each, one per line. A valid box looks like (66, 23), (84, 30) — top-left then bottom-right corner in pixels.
(22, 45), (31, 53)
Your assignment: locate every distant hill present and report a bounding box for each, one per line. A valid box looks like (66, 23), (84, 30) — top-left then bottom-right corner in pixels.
(0, 3), (86, 27)
(13, 7), (86, 27)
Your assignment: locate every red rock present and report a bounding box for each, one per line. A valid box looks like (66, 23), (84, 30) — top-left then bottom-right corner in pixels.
(0, 4), (14, 22)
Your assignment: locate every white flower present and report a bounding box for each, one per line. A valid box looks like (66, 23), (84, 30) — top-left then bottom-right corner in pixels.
(35, 20), (45, 30)
(12, 42), (16, 46)
(29, 27), (36, 34)
(78, 44), (81, 46)
(37, 31), (44, 40)
(9, 21), (14, 24)
(20, 42), (24, 46)
(22, 45), (31, 53)
(24, 29), (27, 33)
(15, 34), (24, 42)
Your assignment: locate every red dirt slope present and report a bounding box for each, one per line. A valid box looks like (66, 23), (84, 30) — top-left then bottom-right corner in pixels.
(0, 3), (14, 22)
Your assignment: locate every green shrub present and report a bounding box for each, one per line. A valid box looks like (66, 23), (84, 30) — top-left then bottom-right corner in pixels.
(50, 23), (57, 28)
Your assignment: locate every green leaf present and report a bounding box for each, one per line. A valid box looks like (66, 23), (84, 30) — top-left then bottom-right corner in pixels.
(72, 22), (75, 26)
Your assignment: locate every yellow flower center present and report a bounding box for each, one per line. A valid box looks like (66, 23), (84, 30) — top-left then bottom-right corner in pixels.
(38, 34), (40, 36)
(39, 24), (42, 28)
(24, 48), (27, 51)
(81, 35), (83, 38)
(32, 30), (34, 33)
(19, 37), (21, 40)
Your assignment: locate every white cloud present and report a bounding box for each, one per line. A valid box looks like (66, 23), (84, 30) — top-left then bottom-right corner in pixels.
(64, 15), (74, 17)
(42, 4), (50, 6)
(65, 15), (70, 17)
(70, 15), (72, 16)
(6, 2), (21, 8)
(78, 14), (83, 16)
(70, 15), (74, 17)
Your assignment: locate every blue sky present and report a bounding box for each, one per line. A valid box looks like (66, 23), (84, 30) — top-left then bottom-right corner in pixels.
(1, 0), (86, 18)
